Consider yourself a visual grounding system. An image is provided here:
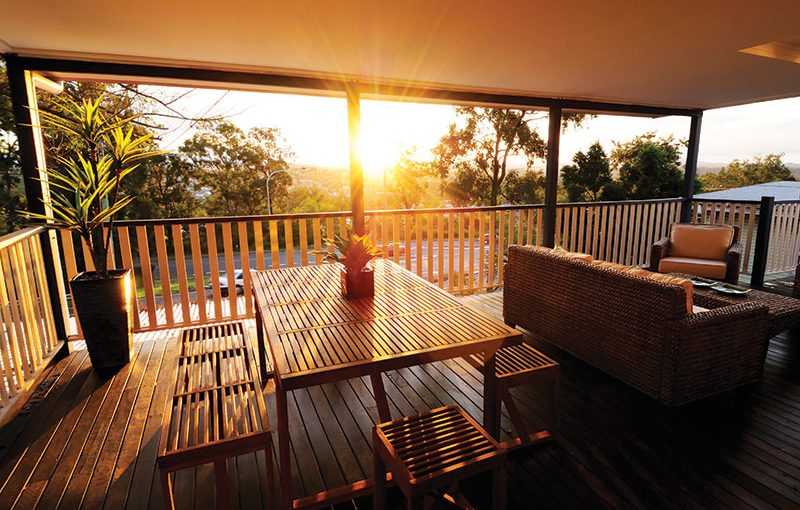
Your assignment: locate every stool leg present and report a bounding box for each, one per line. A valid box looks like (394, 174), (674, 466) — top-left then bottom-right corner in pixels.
(215, 460), (232, 510)
(373, 445), (387, 510)
(493, 464), (507, 510)
(160, 468), (175, 510)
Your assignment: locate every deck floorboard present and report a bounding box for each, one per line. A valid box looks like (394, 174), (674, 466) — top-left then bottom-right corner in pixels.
(1, 290), (798, 509)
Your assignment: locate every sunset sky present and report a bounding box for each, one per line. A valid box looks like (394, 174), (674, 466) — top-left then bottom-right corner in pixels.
(155, 86), (800, 175)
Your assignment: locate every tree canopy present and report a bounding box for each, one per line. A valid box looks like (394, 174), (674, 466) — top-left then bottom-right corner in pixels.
(433, 107), (585, 206)
(699, 154), (795, 190)
(386, 148), (431, 209)
(611, 133), (684, 200)
(561, 141), (612, 202)
(180, 121), (293, 216)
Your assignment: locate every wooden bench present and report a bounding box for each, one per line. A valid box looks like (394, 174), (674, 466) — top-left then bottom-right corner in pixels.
(466, 342), (560, 449)
(158, 322), (274, 510)
(373, 405), (507, 510)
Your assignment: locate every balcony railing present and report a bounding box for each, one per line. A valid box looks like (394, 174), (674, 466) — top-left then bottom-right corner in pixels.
(0, 227), (64, 425)
(45, 197), (799, 337)
(52, 198), (683, 334)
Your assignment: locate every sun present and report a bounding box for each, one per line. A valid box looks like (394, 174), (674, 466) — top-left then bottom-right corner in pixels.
(358, 99), (456, 176)
(358, 132), (405, 175)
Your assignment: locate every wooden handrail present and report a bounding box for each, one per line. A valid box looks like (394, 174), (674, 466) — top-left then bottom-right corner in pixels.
(0, 226), (46, 251)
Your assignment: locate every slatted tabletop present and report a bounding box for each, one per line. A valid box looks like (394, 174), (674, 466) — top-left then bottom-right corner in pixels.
(251, 259), (521, 509)
(252, 259), (520, 390)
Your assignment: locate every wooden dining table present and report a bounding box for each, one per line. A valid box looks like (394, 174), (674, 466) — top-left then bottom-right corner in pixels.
(251, 259), (522, 509)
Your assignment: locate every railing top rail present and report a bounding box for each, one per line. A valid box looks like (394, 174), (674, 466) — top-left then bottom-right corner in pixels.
(558, 197), (683, 207)
(101, 204), (553, 226)
(366, 203), (546, 216)
(0, 226), (46, 250)
(112, 210), (352, 227)
(99, 198), (690, 227)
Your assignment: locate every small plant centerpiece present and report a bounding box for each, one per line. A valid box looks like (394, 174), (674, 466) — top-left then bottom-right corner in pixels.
(315, 231), (382, 299)
(25, 96), (161, 370)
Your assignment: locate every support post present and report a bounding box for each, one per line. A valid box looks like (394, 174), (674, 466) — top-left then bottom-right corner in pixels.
(750, 196), (775, 289)
(680, 113), (703, 223)
(542, 107), (561, 248)
(5, 54), (69, 341)
(347, 86), (365, 235)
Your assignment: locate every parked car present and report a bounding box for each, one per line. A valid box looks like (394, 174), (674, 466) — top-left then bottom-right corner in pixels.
(208, 269), (244, 296)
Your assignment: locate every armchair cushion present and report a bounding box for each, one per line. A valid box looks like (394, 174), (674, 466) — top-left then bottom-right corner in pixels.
(658, 256), (728, 280)
(669, 224), (735, 261)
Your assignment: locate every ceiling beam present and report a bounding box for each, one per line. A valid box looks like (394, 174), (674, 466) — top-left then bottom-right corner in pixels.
(6, 54), (703, 118)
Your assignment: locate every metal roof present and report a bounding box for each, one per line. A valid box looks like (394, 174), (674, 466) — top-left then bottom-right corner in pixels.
(695, 181), (800, 202)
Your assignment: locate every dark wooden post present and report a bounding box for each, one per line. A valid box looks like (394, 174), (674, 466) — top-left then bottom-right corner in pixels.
(5, 54), (69, 342)
(680, 113), (703, 223)
(542, 107), (561, 248)
(347, 86), (365, 235)
(750, 196), (775, 289)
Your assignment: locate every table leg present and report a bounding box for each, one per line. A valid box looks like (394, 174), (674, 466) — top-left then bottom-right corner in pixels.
(276, 388), (292, 510)
(483, 347), (500, 438)
(256, 307), (268, 382)
(370, 373), (392, 423)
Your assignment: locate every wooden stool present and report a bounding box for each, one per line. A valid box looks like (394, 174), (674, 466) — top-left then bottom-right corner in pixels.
(466, 342), (560, 449)
(373, 405), (507, 510)
(158, 322), (274, 510)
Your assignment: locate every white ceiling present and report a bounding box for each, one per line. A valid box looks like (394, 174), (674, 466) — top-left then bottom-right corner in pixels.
(2, 0), (800, 109)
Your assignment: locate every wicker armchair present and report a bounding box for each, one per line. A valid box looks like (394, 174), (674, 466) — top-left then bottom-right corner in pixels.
(504, 246), (770, 407)
(649, 224), (741, 284)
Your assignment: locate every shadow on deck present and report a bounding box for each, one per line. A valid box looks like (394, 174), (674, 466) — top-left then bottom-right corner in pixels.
(1, 291), (799, 509)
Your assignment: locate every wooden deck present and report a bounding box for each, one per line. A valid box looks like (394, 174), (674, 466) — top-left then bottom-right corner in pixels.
(1, 290), (799, 509)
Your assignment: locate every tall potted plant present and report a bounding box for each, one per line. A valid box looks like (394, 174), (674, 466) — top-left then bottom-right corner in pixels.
(315, 231), (382, 299)
(26, 96), (161, 369)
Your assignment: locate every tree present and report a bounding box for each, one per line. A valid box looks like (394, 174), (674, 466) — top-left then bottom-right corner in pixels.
(699, 154), (795, 190)
(128, 153), (202, 218)
(561, 141), (612, 202)
(1, 57), (228, 223)
(611, 133), (684, 199)
(386, 148), (430, 209)
(0, 62), (26, 233)
(180, 121), (294, 216)
(433, 107), (585, 206)
(502, 169), (545, 204)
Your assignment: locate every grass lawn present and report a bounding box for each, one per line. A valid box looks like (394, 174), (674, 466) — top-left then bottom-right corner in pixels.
(136, 276), (197, 299)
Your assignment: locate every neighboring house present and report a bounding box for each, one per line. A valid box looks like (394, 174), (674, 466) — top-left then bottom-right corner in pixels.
(695, 181), (800, 201)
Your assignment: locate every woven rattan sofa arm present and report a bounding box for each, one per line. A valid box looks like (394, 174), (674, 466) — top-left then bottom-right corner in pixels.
(661, 302), (769, 406)
(725, 242), (743, 284)
(649, 237), (670, 272)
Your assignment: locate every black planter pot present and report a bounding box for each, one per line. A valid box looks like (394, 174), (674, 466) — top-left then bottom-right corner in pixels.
(70, 268), (134, 370)
(340, 264), (375, 299)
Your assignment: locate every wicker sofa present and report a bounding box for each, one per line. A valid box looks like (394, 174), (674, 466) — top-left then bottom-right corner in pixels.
(503, 245), (770, 406)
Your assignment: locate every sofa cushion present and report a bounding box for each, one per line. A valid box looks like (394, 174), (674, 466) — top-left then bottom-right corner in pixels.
(589, 260), (692, 314)
(659, 256), (727, 280)
(552, 247), (594, 263)
(648, 273), (694, 313)
(669, 224), (734, 261)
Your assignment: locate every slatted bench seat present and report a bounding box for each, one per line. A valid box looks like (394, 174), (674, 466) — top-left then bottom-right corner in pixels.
(158, 322), (274, 510)
(373, 405), (507, 510)
(466, 342), (560, 449)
